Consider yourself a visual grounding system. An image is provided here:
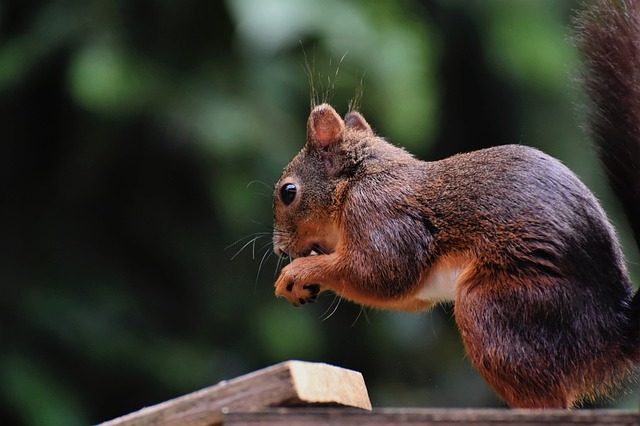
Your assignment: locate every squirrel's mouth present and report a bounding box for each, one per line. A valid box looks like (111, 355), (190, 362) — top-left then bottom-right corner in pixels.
(274, 220), (339, 259)
(299, 243), (329, 258)
(279, 242), (333, 259)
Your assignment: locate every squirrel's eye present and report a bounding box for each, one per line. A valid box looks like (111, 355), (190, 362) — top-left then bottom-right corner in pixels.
(280, 183), (297, 205)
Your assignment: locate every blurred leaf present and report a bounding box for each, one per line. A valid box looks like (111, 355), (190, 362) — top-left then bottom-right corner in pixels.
(256, 305), (325, 360)
(1, 355), (87, 426)
(486, 0), (579, 89)
(68, 40), (156, 114)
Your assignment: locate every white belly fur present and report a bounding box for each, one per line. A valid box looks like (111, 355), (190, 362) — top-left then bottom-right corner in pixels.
(416, 265), (462, 302)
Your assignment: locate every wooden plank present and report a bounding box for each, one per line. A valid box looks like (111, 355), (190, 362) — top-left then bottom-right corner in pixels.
(97, 361), (371, 426)
(223, 408), (640, 426)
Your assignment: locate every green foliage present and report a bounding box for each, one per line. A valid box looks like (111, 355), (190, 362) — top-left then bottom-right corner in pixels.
(2, 0), (639, 424)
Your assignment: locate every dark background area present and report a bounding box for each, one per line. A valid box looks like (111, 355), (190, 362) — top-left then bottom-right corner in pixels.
(2, 1), (639, 424)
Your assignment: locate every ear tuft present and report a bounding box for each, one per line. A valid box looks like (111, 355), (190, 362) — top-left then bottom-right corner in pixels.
(344, 111), (373, 134)
(307, 104), (345, 149)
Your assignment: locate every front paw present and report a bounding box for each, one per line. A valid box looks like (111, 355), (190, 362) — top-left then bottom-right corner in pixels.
(275, 266), (321, 307)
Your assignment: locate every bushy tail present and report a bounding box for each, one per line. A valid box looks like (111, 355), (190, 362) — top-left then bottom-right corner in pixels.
(575, 0), (640, 358)
(575, 0), (640, 247)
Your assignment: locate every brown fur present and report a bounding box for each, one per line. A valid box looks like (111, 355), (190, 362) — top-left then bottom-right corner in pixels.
(272, 0), (640, 408)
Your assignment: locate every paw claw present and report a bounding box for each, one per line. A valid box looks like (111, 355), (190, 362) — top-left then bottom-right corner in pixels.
(303, 284), (320, 298)
(275, 267), (323, 307)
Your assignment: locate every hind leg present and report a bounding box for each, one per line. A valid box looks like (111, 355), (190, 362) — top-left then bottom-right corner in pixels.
(454, 275), (582, 408)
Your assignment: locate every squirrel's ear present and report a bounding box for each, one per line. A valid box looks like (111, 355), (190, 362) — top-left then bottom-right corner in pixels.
(344, 111), (373, 134)
(307, 104), (345, 149)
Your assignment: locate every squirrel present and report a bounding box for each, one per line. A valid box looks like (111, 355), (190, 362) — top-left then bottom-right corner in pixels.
(271, 0), (640, 408)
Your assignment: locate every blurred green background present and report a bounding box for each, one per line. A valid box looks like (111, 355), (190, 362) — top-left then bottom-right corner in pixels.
(2, 0), (640, 424)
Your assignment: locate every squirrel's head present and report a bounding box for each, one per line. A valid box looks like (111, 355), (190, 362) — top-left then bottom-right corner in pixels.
(272, 103), (373, 259)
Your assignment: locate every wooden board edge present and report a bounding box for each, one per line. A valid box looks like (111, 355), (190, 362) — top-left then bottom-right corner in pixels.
(96, 361), (372, 426)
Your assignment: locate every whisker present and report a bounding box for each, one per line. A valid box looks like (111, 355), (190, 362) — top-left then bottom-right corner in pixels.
(321, 294), (342, 321)
(225, 232), (270, 251)
(254, 248), (274, 293)
(247, 180), (273, 191)
(351, 305), (370, 327)
(228, 235), (266, 261)
(246, 180), (274, 198)
(251, 235), (259, 259)
(249, 220), (274, 230)
(257, 247), (273, 276)
(257, 240), (274, 255)
(286, 254), (294, 272)
(274, 253), (287, 279)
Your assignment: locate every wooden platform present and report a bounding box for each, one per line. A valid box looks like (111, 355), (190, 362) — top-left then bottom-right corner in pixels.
(97, 360), (640, 426)
(225, 408), (640, 425)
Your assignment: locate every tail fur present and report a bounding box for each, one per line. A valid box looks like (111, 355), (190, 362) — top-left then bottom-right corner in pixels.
(575, 0), (640, 246)
(575, 0), (640, 354)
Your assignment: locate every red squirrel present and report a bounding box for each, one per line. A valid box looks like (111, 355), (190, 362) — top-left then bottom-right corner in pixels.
(272, 0), (640, 408)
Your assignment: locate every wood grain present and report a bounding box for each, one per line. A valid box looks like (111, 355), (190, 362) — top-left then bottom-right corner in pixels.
(97, 361), (371, 426)
(223, 407), (640, 425)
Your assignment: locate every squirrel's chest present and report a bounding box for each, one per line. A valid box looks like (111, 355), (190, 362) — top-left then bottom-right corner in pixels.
(415, 259), (466, 302)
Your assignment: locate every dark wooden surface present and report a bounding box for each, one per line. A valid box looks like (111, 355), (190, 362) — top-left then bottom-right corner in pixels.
(223, 407), (640, 426)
